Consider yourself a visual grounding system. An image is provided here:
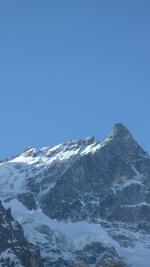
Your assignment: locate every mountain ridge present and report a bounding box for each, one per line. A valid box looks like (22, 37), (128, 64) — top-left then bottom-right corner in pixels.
(0, 123), (150, 267)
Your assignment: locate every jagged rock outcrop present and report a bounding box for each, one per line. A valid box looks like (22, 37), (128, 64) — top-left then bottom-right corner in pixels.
(0, 200), (43, 267)
(40, 123), (150, 227)
(74, 242), (127, 267)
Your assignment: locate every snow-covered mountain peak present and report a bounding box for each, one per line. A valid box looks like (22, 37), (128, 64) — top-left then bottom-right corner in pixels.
(22, 147), (39, 157)
(15, 137), (101, 165)
(1, 124), (150, 267)
(0, 137), (102, 199)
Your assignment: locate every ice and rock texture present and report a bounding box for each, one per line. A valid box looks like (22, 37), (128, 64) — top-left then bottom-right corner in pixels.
(0, 123), (150, 266)
(0, 200), (43, 267)
(39, 123), (150, 225)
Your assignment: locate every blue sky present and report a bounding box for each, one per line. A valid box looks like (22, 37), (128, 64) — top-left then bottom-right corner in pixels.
(0, 0), (150, 158)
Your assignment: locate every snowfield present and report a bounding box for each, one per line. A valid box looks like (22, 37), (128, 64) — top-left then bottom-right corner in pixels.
(2, 198), (150, 267)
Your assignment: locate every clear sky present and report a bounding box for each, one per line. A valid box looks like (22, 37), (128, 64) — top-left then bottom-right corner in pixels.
(0, 0), (150, 158)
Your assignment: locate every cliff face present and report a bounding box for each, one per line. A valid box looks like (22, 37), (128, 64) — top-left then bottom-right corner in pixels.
(40, 123), (150, 227)
(0, 123), (149, 266)
(0, 200), (43, 267)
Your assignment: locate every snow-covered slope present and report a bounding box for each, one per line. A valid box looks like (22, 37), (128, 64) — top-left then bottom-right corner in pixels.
(0, 138), (101, 197)
(0, 123), (150, 266)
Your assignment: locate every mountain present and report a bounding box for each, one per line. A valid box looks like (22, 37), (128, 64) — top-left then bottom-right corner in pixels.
(0, 123), (150, 266)
(0, 200), (43, 267)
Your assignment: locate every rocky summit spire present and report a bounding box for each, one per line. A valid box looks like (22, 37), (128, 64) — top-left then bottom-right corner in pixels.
(109, 123), (132, 140)
(104, 122), (147, 160)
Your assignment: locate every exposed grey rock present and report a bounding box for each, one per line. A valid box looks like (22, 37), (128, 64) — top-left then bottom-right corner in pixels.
(0, 201), (43, 267)
(17, 192), (37, 210)
(0, 123), (149, 267)
(74, 242), (127, 267)
(85, 137), (95, 146)
(39, 123), (150, 228)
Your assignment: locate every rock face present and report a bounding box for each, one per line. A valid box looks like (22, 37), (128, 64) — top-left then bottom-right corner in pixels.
(40, 123), (150, 226)
(0, 123), (150, 266)
(0, 201), (43, 267)
(74, 242), (126, 267)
